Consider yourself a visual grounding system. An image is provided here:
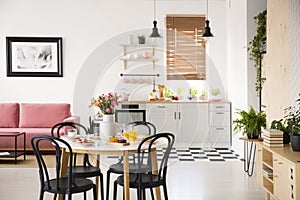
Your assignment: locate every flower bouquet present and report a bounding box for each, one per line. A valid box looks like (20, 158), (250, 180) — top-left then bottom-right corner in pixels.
(90, 92), (118, 115)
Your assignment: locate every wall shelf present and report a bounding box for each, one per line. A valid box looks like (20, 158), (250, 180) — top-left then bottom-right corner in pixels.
(120, 44), (158, 70)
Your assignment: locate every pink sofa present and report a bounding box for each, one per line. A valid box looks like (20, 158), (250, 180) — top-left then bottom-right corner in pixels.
(0, 103), (79, 151)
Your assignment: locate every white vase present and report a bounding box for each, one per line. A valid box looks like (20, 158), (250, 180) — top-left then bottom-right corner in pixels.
(103, 114), (114, 122)
(100, 114), (116, 141)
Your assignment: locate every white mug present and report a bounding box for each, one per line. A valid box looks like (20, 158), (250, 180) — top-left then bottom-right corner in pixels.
(68, 129), (77, 137)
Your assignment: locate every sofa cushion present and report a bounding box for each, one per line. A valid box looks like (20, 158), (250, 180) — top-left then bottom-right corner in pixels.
(0, 103), (19, 128)
(19, 103), (71, 128)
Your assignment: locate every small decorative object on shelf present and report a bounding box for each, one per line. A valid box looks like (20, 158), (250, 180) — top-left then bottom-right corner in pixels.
(138, 34), (145, 44)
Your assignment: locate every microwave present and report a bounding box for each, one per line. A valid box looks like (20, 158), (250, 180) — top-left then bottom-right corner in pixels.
(114, 103), (146, 124)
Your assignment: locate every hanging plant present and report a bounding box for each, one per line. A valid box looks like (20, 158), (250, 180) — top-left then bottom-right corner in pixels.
(247, 10), (267, 93)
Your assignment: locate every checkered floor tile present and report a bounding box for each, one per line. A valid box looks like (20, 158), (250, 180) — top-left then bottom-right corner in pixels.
(107, 148), (241, 162)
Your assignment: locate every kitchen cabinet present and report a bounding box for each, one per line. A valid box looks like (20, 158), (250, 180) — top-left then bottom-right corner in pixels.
(146, 103), (178, 135)
(146, 102), (230, 148)
(120, 44), (158, 70)
(257, 142), (300, 200)
(209, 103), (231, 148)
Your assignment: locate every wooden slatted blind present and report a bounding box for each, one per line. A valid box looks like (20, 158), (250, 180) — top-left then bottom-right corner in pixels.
(166, 15), (206, 80)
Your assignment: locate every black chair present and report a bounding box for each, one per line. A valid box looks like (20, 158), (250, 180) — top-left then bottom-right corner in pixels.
(51, 122), (104, 200)
(106, 121), (156, 200)
(113, 132), (175, 200)
(31, 135), (97, 200)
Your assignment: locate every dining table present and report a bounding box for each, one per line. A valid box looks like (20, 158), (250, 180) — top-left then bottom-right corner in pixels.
(58, 135), (161, 200)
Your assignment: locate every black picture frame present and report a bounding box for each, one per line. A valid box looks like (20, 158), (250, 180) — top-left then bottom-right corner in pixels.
(6, 37), (63, 77)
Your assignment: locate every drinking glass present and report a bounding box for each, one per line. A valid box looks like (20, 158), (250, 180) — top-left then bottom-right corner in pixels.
(128, 125), (138, 142)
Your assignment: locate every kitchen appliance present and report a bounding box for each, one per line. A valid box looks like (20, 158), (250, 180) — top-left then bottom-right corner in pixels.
(115, 103), (146, 124)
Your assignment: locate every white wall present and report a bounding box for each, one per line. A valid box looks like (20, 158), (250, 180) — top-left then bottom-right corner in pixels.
(0, 0), (227, 116)
(226, 0), (266, 154)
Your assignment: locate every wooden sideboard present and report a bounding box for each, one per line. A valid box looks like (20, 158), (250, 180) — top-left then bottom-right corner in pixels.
(256, 142), (300, 200)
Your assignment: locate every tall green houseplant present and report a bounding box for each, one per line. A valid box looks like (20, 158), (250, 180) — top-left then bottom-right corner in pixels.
(248, 10), (267, 93)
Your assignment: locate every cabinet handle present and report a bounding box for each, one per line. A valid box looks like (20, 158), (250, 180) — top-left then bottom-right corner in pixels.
(158, 106), (165, 108)
(216, 112), (224, 115)
(179, 112), (181, 120)
(278, 162), (283, 164)
(216, 106), (224, 108)
(257, 149), (262, 152)
(174, 112), (176, 120)
(274, 159), (277, 161)
(216, 128), (224, 130)
(274, 175), (278, 178)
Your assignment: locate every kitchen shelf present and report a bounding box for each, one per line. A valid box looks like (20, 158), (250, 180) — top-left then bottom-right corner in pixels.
(120, 57), (158, 62)
(120, 43), (158, 70)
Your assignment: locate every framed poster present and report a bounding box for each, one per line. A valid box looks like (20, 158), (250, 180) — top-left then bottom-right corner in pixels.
(6, 37), (63, 77)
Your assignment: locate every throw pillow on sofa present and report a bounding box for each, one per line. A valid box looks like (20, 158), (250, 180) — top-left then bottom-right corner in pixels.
(0, 103), (19, 128)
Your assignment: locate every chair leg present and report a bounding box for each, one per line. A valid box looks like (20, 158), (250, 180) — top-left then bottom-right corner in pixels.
(163, 183), (168, 200)
(39, 190), (44, 200)
(150, 188), (155, 200)
(93, 184), (97, 200)
(106, 171), (111, 200)
(53, 193), (57, 200)
(137, 188), (142, 200)
(84, 191), (87, 200)
(113, 180), (118, 200)
(100, 173), (104, 200)
(62, 194), (66, 200)
(142, 189), (146, 200)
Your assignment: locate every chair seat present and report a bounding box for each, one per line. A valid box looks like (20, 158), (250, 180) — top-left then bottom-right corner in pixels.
(116, 174), (163, 189)
(69, 166), (102, 178)
(109, 163), (150, 174)
(44, 177), (94, 194)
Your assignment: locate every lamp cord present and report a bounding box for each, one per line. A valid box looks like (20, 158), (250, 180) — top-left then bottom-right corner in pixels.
(206, 0), (209, 18)
(154, 0), (157, 20)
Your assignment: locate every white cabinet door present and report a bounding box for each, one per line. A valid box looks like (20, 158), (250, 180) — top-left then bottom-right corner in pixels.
(146, 103), (178, 134)
(177, 103), (209, 147)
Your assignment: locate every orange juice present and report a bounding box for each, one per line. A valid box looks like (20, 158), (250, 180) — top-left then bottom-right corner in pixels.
(128, 130), (137, 141)
(123, 131), (129, 139)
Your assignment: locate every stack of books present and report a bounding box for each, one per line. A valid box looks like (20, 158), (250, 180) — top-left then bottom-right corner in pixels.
(263, 129), (284, 147)
(263, 167), (273, 178)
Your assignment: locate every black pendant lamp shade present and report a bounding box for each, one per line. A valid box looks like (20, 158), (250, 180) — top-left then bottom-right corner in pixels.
(202, 20), (213, 37)
(149, 0), (161, 37)
(202, 0), (214, 37)
(150, 20), (161, 37)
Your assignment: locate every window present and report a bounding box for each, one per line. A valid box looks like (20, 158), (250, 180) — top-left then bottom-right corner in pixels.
(166, 14), (206, 80)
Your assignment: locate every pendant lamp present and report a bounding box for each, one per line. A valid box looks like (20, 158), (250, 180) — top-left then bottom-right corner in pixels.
(149, 0), (161, 37)
(202, 0), (214, 37)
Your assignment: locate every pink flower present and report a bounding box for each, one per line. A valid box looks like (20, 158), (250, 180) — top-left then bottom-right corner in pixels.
(106, 108), (111, 113)
(112, 101), (117, 106)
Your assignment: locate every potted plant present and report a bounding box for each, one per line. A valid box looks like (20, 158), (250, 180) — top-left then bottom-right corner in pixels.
(283, 95), (300, 151)
(138, 35), (145, 44)
(247, 10), (267, 93)
(233, 106), (266, 139)
(188, 86), (198, 100)
(270, 119), (290, 144)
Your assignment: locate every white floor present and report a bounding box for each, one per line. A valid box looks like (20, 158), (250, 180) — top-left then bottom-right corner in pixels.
(0, 160), (266, 200)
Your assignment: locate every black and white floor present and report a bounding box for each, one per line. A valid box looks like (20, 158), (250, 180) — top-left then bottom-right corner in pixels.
(108, 147), (242, 162)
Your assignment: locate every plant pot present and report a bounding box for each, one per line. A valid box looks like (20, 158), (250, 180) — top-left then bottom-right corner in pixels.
(138, 37), (145, 44)
(283, 133), (290, 144)
(290, 134), (300, 151)
(247, 131), (259, 139)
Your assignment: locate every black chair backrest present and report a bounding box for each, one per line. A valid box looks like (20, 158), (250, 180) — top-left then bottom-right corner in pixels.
(137, 132), (175, 181)
(127, 121), (157, 136)
(51, 122), (88, 138)
(31, 135), (74, 191)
